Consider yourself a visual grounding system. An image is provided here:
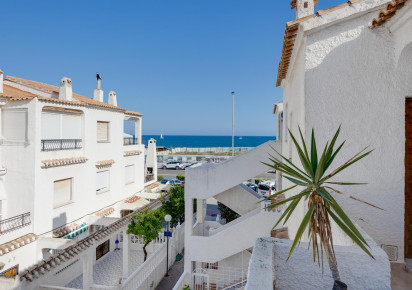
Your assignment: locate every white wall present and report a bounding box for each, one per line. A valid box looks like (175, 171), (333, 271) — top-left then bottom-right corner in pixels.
(246, 232), (390, 290)
(300, 8), (412, 262)
(33, 104), (145, 236)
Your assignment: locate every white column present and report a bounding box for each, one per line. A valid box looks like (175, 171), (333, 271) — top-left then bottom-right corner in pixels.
(123, 230), (129, 278)
(196, 198), (205, 224)
(82, 251), (93, 290)
(184, 198), (193, 272)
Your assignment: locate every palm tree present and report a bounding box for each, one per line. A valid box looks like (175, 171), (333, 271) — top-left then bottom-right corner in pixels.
(263, 126), (382, 286)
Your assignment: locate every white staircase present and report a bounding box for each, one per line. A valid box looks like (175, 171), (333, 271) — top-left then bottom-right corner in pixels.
(185, 140), (281, 266)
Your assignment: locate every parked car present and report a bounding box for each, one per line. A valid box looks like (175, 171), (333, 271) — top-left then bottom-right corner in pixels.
(160, 178), (182, 185)
(162, 161), (185, 170)
(243, 182), (258, 192)
(257, 180), (276, 197)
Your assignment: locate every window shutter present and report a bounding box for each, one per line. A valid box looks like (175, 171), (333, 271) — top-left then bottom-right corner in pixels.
(41, 112), (61, 139)
(125, 165), (135, 184)
(96, 170), (110, 192)
(97, 122), (109, 142)
(54, 179), (72, 207)
(62, 114), (81, 139)
(2, 109), (27, 141)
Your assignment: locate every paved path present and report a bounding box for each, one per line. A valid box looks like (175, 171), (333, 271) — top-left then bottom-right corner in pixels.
(156, 251), (185, 290)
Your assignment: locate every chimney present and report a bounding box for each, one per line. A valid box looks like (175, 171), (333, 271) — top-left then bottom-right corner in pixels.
(296, 0), (315, 19)
(59, 77), (72, 101)
(108, 91), (117, 106)
(93, 72), (104, 102)
(0, 69), (3, 94)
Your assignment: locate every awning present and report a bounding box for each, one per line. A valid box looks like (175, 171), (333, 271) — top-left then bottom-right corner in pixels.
(62, 223), (89, 240)
(138, 191), (161, 200)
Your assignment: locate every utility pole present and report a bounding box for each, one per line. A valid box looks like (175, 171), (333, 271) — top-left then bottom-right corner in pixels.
(231, 92), (235, 157)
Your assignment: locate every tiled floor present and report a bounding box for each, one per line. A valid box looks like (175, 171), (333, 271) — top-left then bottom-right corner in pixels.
(391, 263), (412, 290)
(66, 247), (158, 288)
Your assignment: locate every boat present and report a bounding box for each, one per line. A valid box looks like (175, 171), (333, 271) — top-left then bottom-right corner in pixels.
(239, 136), (243, 140)
(160, 134), (164, 139)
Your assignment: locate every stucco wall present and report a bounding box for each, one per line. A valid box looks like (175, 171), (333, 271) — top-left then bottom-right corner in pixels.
(246, 231), (390, 290)
(300, 7), (412, 262)
(34, 104), (145, 236)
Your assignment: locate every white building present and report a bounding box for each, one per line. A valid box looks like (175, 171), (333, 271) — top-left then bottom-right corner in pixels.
(275, 0), (411, 267)
(175, 0), (412, 289)
(0, 71), (159, 288)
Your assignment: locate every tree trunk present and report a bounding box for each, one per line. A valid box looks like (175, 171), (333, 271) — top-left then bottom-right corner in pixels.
(326, 244), (340, 281)
(143, 241), (150, 262)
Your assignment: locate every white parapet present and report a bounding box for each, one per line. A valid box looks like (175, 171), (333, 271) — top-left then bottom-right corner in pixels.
(186, 140), (279, 200)
(246, 229), (391, 290)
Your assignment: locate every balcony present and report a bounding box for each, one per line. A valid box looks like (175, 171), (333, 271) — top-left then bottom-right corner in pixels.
(124, 137), (139, 146)
(0, 212), (31, 235)
(41, 139), (82, 151)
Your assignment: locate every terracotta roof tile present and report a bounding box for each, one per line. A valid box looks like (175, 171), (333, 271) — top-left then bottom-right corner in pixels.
(124, 150), (142, 157)
(145, 182), (161, 191)
(372, 0), (408, 27)
(0, 84), (36, 98)
(41, 157), (88, 168)
(0, 233), (38, 256)
(125, 110), (143, 117)
(96, 159), (115, 167)
(3, 76), (143, 116)
(276, 1), (363, 87)
(95, 207), (115, 217)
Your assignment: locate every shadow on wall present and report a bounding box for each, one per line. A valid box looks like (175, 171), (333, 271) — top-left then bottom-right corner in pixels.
(53, 212), (67, 231)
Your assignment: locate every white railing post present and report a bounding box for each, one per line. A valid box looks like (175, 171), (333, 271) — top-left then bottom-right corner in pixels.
(82, 251), (93, 290)
(123, 230), (129, 278)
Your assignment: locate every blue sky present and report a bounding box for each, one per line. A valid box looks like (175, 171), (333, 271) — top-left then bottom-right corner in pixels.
(0, 0), (343, 136)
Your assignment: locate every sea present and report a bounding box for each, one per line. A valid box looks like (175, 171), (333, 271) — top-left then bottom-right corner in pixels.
(142, 135), (275, 148)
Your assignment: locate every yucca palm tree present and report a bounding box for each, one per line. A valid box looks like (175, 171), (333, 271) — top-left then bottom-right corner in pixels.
(263, 126), (382, 285)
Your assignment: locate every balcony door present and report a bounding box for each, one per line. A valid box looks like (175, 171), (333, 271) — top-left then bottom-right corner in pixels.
(405, 98), (412, 259)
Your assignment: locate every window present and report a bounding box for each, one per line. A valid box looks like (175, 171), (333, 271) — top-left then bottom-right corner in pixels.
(96, 170), (110, 193)
(41, 111), (81, 139)
(2, 109), (27, 141)
(96, 240), (110, 260)
(54, 178), (73, 208)
(202, 262), (218, 270)
(125, 165), (135, 184)
(97, 121), (109, 142)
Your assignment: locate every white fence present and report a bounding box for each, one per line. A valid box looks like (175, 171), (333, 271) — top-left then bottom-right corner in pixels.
(91, 224), (185, 290)
(172, 271), (190, 290)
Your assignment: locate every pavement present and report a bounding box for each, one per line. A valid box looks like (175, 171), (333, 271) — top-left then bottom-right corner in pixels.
(391, 263), (412, 290)
(158, 168), (185, 178)
(156, 251), (185, 290)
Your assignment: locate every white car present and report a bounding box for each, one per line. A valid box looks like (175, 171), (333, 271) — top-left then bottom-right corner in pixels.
(257, 180), (276, 198)
(162, 161), (185, 170)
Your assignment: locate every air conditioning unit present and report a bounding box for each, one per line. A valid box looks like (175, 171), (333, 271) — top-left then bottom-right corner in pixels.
(381, 244), (398, 261)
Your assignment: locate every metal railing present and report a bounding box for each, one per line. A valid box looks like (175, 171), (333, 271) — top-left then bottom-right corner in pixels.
(41, 139), (82, 151)
(0, 212), (31, 235)
(123, 137), (138, 146)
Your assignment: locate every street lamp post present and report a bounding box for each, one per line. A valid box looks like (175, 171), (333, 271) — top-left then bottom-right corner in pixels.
(164, 214), (172, 277)
(231, 92), (235, 157)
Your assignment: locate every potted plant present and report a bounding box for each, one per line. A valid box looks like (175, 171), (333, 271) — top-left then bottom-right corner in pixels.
(263, 127), (382, 289)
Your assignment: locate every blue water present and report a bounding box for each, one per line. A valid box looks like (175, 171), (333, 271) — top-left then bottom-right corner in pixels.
(142, 135), (275, 148)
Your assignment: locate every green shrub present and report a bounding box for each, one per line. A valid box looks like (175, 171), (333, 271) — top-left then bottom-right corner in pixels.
(157, 175), (163, 181)
(176, 174), (185, 181)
